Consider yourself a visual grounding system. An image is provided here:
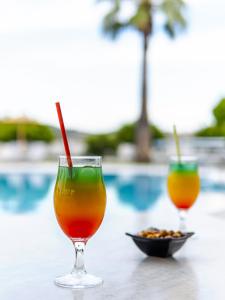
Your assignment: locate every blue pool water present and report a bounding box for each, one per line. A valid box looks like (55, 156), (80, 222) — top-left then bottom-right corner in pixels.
(0, 173), (224, 214)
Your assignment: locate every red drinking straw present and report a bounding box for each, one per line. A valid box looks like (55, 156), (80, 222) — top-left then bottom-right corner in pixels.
(55, 102), (73, 168)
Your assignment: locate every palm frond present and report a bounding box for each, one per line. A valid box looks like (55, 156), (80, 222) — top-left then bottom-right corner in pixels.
(102, 0), (128, 38)
(160, 0), (187, 38)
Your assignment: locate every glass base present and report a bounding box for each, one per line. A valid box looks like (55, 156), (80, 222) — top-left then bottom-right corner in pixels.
(54, 272), (103, 289)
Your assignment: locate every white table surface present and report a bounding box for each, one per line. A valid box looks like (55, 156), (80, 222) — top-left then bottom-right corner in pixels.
(0, 165), (224, 300)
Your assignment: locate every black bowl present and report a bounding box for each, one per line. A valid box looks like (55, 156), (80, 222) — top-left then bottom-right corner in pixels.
(126, 231), (194, 258)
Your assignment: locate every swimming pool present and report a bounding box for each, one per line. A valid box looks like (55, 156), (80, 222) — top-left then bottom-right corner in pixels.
(0, 173), (224, 215)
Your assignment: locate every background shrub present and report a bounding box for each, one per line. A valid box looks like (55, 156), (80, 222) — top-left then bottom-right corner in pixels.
(86, 123), (164, 155)
(0, 121), (55, 143)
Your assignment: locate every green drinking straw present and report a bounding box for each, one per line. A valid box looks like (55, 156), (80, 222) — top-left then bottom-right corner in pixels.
(173, 125), (181, 163)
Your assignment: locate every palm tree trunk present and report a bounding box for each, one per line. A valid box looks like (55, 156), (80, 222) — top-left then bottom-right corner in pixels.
(135, 32), (150, 162)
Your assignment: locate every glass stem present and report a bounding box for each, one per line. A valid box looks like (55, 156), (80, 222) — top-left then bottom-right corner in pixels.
(178, 209), (188, 232)
(71, 241), (86, 275)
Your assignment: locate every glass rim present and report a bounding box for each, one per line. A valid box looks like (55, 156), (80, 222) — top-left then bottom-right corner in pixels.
(58, 155), (102, 167)
(59, 155), (102, 159)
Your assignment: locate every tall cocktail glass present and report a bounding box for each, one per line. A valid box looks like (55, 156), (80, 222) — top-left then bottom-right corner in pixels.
(167, 156), (200, 231)
(54, 156), (106, 288)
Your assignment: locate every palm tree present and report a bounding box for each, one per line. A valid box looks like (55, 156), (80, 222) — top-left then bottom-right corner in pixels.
(99, 0), (187, 162)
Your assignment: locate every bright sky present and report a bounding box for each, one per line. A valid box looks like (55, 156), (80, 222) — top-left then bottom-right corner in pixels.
(0, 0), (224, 133)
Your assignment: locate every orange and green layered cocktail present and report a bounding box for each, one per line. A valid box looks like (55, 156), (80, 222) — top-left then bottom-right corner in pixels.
(54, 160), (106, 240)
(54, 103), (106, 289)
(53, 156), (106, 289)
(167, 156), (200, 230)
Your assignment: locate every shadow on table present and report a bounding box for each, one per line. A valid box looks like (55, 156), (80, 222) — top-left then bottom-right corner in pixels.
(130, 256), (198, 299)
(70, 257), (198, 300)
(72, 290), (85, 300)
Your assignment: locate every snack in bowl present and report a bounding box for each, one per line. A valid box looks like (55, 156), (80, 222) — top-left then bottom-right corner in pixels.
(126, 228), (194, 257)
(138, 228), (184, 239)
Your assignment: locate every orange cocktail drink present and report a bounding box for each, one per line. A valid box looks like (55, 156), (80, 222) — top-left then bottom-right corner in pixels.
(167, 156), (200, 230)
(54, 159), (106, 240)
(53, 156), (106, 289)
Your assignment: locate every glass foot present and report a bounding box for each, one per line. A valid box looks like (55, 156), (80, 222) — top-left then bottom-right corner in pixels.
(55, 272), (103, 289)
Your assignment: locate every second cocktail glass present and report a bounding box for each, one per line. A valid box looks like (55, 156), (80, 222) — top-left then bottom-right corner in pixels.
(54, 156), (106, 289)
(167, 156), (200, 231)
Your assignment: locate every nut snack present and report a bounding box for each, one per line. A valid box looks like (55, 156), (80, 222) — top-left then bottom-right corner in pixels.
(138, 228), (184, 239)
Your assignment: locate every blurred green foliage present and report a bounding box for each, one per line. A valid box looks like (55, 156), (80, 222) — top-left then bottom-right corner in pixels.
(213, 98), (225, 125)
(196, 125), (225, 137)
(0, 121), (55, 143)
(196, 98), (225, 137)
(86, 133), (118, 155)
(86, 123), (164, 155)
(117, 123), (164, 143)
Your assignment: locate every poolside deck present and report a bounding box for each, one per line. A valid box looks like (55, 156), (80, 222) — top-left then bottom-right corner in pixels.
(0, 163), (225, 299)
